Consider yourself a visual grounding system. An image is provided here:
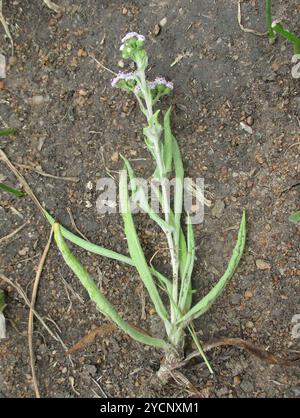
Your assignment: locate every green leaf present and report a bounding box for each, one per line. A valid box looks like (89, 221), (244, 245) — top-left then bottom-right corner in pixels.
(179, 214), (195, 313)
(53, 223), (168, 350)
(150, 266), (172, 296)
(120, 155), (173, 233)
(43, 209), (135, 267)
(0, 182), (25, 197)
(0, 128), (17, 137)
(272, 22), (300, 54)
(119, 168), (169, 323)
(0, 289), (5, 313)
(172, 133), (185, 304)
(177, 210), (246, 326)
(0, 290), (6, 339)
(289, 211), (300, 224)
(162, 107), (173, 176)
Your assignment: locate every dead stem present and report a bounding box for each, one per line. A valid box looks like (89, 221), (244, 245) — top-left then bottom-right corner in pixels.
(0, 220), (29, 244)
(28, 228), (53, 398)
(158, 336), (299, 385)
(0, 150), (44, 214)
(0, 273), (68, 351)
(237, 0), (267, 36)
(0, 0), (14, 55)
(43, 0), (61, 13)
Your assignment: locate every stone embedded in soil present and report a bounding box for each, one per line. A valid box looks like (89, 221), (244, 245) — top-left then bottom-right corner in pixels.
(212, 199), (225, 218)
(244, 290), (253, 299)
(256, 259), (271, 270)
(18, 247), (29, 256)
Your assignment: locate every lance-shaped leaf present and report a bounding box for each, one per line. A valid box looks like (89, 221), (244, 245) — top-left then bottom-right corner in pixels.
(172, 133), (184, 301)
(0, 289), (6, 339)
(121, 154), (173, 233)
(44, 209), (134, 267)
(0, 182), (25, 197)
(119, 168), (170, 323)
(179, 214), (195, 313)
(53, 223), (169, 350)
(0, 128), (17, 137)
(162, 107), (173, 176)
(289, 211), (300, 224)
(177, 210), (246, 326)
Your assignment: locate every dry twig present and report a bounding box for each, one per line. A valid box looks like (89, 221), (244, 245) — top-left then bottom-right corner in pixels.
(0, 0), (14, 55)
(28, 228), (53, 398)
(237, 0), (267, 36)
(67, 207), (88, 240)
(0, 220), (28, 244)
(43, 0), (61, 13)
(0, 273), (67, 351)
(15, 163), (79, 183)
(0, 150), (44, 214)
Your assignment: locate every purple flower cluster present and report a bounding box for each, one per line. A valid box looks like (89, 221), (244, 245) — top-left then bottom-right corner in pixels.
(150, 77), (174, 90)
(134, 77), (174, 95)
(111, 71), (135, 88)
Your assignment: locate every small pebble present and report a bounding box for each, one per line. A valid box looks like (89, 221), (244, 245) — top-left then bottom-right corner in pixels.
(240, 121), (253, 134)
(78, 88), (88, 96)
(256, 259), (271, 270)
(246, 116), (254, 126)
(233, 375), (241, 385)
(111, 151), (119, 162)
(18, 247), (29, 256)
(153, 24), (161, 36)
(244, 290), (253, 299)
(9, 56), (17, 67)
(212, 199), (225, 218)
(30, 95), (49, 106)
(77, 48), (87, 57)
(159, 17), (167, 27)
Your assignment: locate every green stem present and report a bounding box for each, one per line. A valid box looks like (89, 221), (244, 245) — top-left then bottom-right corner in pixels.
(266, 0), (276, 44)
(0, 289), (5, 313)
(53, 223), (169, 350)
(44, 209), (135, 266)
(272, 22), (300, 54)
(136, 61), (180, 323)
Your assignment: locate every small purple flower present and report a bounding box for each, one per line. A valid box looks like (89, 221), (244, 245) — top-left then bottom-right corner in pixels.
(111, 71), (135, 88)
(151, 77), (174, 90)
(121, 32), (145, 43)
(134, 84), (142, 94)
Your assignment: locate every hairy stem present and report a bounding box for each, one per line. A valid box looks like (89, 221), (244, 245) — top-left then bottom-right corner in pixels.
(136, 63), (180, 326)
(265, 0), (276, 44)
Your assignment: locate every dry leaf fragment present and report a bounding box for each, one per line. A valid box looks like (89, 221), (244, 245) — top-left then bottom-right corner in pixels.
(66, 324), (116, 354)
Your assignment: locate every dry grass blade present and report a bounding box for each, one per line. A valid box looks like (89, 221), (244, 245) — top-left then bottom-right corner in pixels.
(237, 0), (267, 36)
(0, 273), (67, 351)
(28, 228), (53, 398)
(67, 207), (88, 241)
(0, 220), (28, 244)
(43, 0), (61, 13)
(66, 323), (116, 355)
(0, 150), (44, 214)
(0, 0), (14, 55)
(183, 337), (300, 367)
(15, 163), (79, 183)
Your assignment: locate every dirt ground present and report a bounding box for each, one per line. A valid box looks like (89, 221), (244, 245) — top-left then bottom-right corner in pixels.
(0, 0), (299, 398)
